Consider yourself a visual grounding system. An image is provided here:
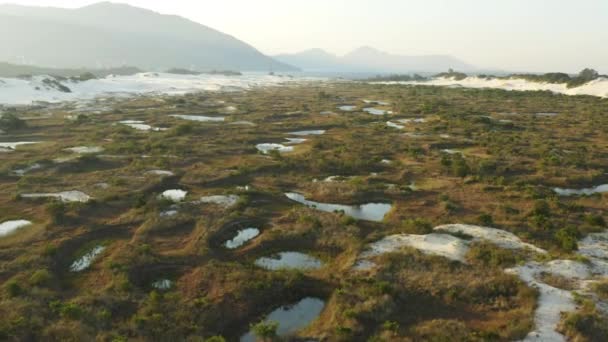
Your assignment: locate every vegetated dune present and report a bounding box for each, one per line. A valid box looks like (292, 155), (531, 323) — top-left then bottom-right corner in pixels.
(357, 224), (608, 342)
(377, 76), (608, 98)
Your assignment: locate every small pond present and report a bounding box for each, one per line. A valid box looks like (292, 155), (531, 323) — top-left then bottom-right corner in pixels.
(255, 252), (323, 271)
(285, 192), (392, 222)
(240, 297), (325, 342)
(225, 228), (260, 249)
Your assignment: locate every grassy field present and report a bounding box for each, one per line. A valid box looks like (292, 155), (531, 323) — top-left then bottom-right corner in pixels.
(0, 82), (606, 341)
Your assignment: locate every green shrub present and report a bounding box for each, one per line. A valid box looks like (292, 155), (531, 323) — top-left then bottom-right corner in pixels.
(585, 214), (606, 227)
(204, 337), (226, 342)
(554, 226), (580, 252)
(29, 269), (52, 286)
(46, 201), (67, 224)
(477, 213), (494, 226)
(467, 243), (519, 267)
(401, 218), (432, 234)
(171, 123), (194, 136)
(250, 320), (278, 341)
(5, 280), (23, 297)
(0, 113), (27, 131)
(49, 301), (85, 320)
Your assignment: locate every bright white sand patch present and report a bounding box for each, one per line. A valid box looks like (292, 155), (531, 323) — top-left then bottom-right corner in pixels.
(434, 224), (547, 254)
(21, 190), (91, 203)
(0, 73), (324, 105)
(397, 118), (426, 124)
(544, 260), (591, 279)
(145, 170), (174, 177)
(378, 76), (608, 98)
(338, 105), (357, 111)
(70, 245), (106, 272)
(0, 220), (32, 237)
(578, 231), (608, 260)
(313, 175), (350, 183)
(120, 120), (166, 131)
(0, 142), (39, 150)
(198, 195), (239, 208)
(256, 143), (294, 154)
(285, 138), (307, 144)
(506, 263), (575, 342)
(170, 114), (225, 122)
(64, 146), (104, 154)
(160, 190), (187, 202)
(355, 223), (608, 339)
(225, 106), (237, 112)
(152, 279), (173, 290)
(320, 111), (334, 115)
(364, 107), (392, 115)
(578, 231), (608, 276)
(441, 149), (461, 155)
(288, 130), (326, 136)
(553, 184), (608, 196)
(230, 120), (256, 126)
(357, 233), (470, 269)
(386, 121), (404, 129)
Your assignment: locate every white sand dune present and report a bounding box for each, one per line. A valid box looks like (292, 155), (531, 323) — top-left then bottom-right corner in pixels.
(554, 184), (608, 196)
(198, 195), (239, 208)
(256, 143), (294, 154)
(386, 121), (404, 129)
(0, 142), (40, 150)
(64, 146), (104, 154)
(376, 76), (608, 98)
(0, 220), (32, 237)
(506, 263), (575, 342)
(21, 190), (91, 203)
(434, 224), (547, 254)
(145, 170), (174, 177)
(288, 130), (326, 136)
(70, 245), (106, 272)
(170, 115), (225, 122)
(120, 120), (166, 132)
(0, 73), (323, 106)
(358, 233), (470, 266)
(356, 223), (608, 340)
(160, 190), (188, 202)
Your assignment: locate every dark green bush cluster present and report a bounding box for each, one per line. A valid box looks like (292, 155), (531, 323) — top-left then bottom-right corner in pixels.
(0, 113), (27, 131)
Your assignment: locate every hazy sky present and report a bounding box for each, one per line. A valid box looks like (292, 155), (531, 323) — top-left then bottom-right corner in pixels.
(3, 0), (608, 72)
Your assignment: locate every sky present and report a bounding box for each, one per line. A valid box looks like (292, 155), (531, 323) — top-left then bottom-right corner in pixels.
(2, 0), (608, 73)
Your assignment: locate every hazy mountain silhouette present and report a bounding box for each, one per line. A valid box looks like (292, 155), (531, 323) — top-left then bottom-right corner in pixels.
(0, 2), (297, 71)
(275, 46), (474, 73)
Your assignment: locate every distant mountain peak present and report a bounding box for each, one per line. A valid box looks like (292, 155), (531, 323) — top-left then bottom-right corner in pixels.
(0, 2), (298, 72)
(77, 1), (155, 13)
(274, 46), (474, 73)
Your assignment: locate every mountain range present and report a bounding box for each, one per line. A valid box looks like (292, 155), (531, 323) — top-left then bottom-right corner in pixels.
(0, 2), (475, 74)
(274, 47), (474, 73)
(0, 2), (296, 71)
